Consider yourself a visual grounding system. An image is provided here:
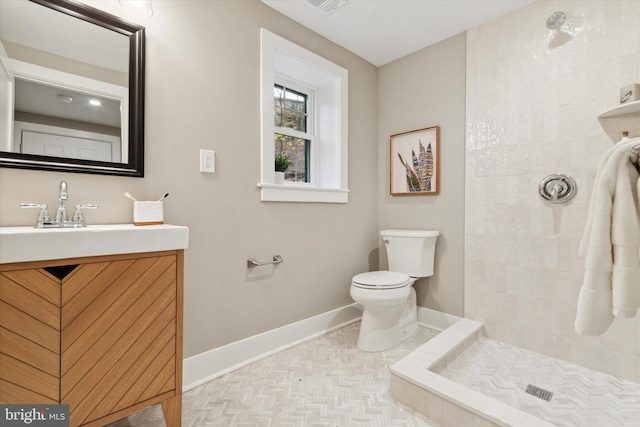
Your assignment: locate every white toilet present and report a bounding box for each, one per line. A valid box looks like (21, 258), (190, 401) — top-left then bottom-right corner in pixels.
(350, 229), (439, 352)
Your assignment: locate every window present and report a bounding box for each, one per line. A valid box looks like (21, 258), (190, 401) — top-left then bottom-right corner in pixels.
(274, 83), (312, 183)
(259, 29), (349, 203)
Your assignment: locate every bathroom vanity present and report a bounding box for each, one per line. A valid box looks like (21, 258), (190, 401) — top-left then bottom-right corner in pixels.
(0, 225), (188, 427)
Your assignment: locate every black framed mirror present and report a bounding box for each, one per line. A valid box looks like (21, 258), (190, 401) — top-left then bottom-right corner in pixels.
(0, 0), (145, 177)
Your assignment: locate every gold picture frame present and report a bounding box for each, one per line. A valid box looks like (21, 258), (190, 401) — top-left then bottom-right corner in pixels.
(390, 126), (440, 195)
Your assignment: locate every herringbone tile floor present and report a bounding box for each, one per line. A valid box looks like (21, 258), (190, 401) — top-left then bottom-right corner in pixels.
(108, 322), (442, 426)
(441, 337), (640, 427)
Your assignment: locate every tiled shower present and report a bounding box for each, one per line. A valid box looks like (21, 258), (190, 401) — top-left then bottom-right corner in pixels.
(465, 0), (640, 383)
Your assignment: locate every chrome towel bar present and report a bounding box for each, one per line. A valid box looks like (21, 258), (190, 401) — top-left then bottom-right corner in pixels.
(247, 255), (283, 268)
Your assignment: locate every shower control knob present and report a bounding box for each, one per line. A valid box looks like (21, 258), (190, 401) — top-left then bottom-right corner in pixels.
(538, 173), (577, 204)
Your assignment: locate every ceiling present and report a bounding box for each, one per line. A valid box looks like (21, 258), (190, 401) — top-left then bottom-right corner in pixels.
(261, 0), (534, 66)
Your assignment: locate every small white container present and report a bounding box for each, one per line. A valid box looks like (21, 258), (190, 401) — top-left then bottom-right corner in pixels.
(133, 201), (164, 226)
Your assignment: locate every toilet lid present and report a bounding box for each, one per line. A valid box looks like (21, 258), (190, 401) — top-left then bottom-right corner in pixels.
(352, 271), (410, 289)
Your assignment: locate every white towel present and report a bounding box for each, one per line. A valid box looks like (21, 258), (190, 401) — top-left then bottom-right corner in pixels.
(611, 152), (640, 317)
(578, 146), (615, 257)
(575, 138), (640, 335)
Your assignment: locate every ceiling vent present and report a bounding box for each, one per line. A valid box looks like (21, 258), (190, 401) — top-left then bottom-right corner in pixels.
(306, 0), (348, 15)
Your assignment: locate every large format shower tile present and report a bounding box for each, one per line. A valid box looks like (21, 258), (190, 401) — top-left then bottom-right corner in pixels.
(440, 337), (640, 427)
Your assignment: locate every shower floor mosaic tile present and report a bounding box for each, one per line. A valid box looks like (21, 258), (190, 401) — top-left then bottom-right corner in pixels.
(440, 337), (640, 427)
(107, 323), (442, 427)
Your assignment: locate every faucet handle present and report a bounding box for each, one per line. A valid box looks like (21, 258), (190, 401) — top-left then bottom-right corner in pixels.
(72, 204), (99, 227)
(20, 203), (52, 227)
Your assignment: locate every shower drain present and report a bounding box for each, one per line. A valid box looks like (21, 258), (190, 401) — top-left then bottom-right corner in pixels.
(525, 384), (554, 402)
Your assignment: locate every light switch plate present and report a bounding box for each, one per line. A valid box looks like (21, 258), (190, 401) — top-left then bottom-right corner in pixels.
(200, 149), (215, 173)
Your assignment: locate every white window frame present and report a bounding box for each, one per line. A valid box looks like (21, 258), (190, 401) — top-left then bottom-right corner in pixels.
(259, 29), (349, 203)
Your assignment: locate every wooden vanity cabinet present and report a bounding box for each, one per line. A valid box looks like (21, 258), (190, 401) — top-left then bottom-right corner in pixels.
(0, 250), (184, 427)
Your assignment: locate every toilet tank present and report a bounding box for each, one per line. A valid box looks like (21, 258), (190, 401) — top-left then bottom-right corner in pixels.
(381, 229), (439, 278)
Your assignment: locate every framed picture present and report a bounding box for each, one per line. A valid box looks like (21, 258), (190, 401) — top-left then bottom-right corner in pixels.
(390, 126), (440, 195)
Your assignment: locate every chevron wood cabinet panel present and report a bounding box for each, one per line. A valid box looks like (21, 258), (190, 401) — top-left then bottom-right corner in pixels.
(0, 250), (184, 427)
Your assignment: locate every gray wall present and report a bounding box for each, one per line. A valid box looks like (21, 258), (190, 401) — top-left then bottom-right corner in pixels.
(0, 0), (379, 358)
(377, 34), (467, 317)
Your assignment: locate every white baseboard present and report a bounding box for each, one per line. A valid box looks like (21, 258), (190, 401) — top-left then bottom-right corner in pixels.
(183, 303), (362, 391)
(183, 304), (460, 392)
(417, 307), (461, 331)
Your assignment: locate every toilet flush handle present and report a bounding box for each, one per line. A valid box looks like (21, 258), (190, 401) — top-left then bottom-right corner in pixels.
(384, 239), (390, 244)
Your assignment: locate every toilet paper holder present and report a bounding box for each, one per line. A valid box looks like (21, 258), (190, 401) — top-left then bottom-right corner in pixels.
(247, 255), (283, 268)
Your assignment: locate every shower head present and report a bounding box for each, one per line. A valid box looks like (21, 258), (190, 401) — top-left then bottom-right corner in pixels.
(546, 11), (566, 30)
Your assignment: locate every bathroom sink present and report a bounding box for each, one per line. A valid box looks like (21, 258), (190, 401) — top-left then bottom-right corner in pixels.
(0, 224), (189, 264)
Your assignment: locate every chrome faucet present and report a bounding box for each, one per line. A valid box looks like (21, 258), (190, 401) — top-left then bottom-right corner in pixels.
(21, 181), (99, 228)
(55, 181), (69, 223)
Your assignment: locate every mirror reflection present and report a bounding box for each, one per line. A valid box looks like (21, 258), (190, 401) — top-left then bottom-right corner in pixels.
(14, 76), (124, 163)
(0, 0), (145, 176)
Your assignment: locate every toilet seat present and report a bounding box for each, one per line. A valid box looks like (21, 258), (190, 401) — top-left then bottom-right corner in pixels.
(352, 271), (410, 290)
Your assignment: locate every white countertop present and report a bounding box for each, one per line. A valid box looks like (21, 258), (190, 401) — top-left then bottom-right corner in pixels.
(0, 224), (189, 264)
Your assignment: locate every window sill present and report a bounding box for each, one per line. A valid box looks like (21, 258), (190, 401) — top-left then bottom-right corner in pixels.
(257, 183), (349, 203)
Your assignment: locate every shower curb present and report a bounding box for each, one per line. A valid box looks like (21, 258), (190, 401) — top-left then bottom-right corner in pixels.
(390, 317), (557, 427)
